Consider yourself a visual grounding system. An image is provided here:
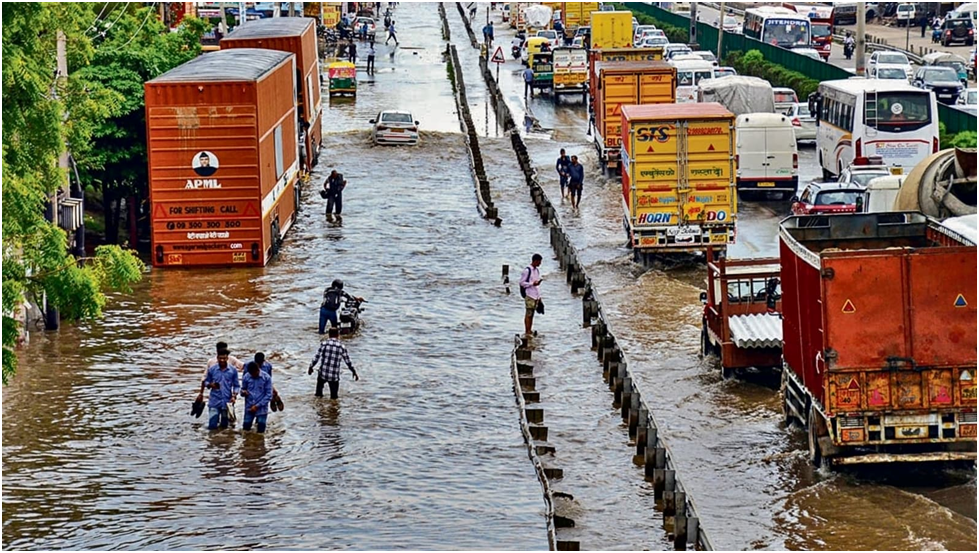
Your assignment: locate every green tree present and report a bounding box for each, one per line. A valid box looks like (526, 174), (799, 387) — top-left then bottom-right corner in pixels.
(2, 3), (144, 384)
(74, 5), (207, 243)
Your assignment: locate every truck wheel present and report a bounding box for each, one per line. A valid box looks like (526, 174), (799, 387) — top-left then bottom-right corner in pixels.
(807, 407), (823, 468)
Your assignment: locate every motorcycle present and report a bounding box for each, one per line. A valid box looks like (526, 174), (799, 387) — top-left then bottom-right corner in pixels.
(511, 43), (521, 59)
(843, 41), (854, 60)
(337, 297), (365, 335)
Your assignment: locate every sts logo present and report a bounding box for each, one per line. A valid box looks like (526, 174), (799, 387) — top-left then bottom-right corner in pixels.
(634, 126), (672, 143)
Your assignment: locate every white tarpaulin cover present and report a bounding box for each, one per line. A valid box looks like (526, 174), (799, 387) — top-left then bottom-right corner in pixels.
(698, 76), (775, 115)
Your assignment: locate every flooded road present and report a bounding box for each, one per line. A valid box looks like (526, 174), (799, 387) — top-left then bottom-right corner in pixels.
(3, 4), (556, 549)
(480, 7), (976, 551)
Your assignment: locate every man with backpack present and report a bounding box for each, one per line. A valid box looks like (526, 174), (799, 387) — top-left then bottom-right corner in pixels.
(519, 253), (543, 337)
(320, 279), (365, 334)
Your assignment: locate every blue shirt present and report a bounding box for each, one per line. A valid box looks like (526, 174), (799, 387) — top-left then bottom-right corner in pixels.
(204, 365), (240, 409)
(523, 68), (534, 83)
(241, 371), (273, 416)
(254, 360), (273, 382)
(568, 162), (584, 184)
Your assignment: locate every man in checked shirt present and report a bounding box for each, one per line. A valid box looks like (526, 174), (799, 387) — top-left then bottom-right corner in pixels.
(308, 326), (359, 399)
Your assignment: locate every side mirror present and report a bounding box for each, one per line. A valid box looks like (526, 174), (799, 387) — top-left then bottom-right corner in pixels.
(369, 119), (376, 124)
(699, 291), (708, 304)
(414, 120), (420, 125)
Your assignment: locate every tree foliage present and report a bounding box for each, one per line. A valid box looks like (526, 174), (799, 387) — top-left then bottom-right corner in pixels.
(0, 3), (204, 383)
(725, 49), (820, 100)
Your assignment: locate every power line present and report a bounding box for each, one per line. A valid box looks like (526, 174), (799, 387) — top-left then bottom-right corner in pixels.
(102, 3), (158, 53)
(85, 3), (112, 34)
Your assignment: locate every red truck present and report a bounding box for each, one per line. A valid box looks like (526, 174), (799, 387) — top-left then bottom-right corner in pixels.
(701, 250), (783, 379)
(779, 212), (977, 467)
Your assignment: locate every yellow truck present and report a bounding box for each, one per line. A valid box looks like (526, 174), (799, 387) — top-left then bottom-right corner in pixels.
(562, 2), (600, 32)
(620, 103), (738, 258)
(589, 10), (633, 50)
(552, 46), (588, 101)
(590, 61), (676, 174)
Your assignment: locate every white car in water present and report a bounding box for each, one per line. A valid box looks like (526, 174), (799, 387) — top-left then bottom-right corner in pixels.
(371, 110), (419, 145)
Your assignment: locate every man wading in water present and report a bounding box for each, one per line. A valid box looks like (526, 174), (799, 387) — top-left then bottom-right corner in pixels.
(519, 253), (543, 337)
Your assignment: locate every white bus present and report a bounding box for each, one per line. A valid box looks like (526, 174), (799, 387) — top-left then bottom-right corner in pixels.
(815, 79), (939, 178)
(671, 57), (715, 103)
(742, 6), (811, 49)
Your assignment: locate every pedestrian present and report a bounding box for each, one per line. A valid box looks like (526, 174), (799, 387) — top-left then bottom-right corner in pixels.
(240, 361), (272, 433)
(319, 278), (365, 334)
(519, 253), (544, 337)
(483, 21), (494, 46)
(348, 39), (357, 63)
(360, 20), (369, 41)
(201, 348), (240, 430)
(555, 148), (571, 199)
(253, 351), (283, 412)
(568, 155), (584, 209)
(920, 13), (928, 38)
(200, 341), (245, 393)
(308, 326), (359, 399)
(367, 43), (376, 74)
(386, 20), (399, 45)
(324, 170), (345, 215)
(523, 66), (534, 97)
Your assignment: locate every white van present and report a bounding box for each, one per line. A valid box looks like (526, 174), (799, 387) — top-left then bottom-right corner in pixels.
(735, 113), (799, 199)
(672, 58), (715, 102)
(861, 175), (906, 213)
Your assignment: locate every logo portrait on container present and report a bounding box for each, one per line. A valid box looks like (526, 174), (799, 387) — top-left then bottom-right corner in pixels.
(192, 151), (219, 177)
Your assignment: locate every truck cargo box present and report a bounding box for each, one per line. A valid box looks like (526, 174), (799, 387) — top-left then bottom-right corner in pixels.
(590, 61), (676, 171)
(561, 2), (600, 31)
(146, 48), (301, 268)
(221, 17), (322, 173)
(779, 212), (977, 466)
(552, 47), (588, 97)
(589, 11), (632, 50)
(620, 103), (737, 253)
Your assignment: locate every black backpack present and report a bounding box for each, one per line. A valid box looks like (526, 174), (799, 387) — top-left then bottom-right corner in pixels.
(322, 288), (343, 311)
(519, 266), (532, 298)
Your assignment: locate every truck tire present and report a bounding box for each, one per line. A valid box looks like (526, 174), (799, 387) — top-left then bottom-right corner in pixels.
(807, 406), (823, 468)
(700, 321), (710, 358)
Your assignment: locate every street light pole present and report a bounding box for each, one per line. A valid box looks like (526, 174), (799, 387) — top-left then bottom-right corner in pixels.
(718, 1), (725, 58)
(855, 2), (866, 76)
(689, 1), (699, 49)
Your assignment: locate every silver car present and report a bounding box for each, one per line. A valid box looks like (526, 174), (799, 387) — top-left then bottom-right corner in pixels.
(784, 103), (816, 142)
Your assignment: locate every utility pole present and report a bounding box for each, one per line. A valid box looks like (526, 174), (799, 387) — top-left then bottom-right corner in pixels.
(45, 30), (70, 331)
(717, 1), (725, 59)
(218, 3), (228, 35)
(855, 2), (866, 76)
(689, 2), (699, 49)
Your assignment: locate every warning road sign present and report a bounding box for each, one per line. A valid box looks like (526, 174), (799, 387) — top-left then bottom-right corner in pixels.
(490, 46), (506, 64)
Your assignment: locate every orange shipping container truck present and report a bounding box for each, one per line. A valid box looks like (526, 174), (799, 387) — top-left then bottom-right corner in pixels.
(590, 61), (676, 173)
(779, 212), (977, 466)
(146, 48), (301, 268)
(221, 17), (322, 173)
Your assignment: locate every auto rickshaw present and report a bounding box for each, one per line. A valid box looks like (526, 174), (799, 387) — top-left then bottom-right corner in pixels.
(328, 61), (357, 97)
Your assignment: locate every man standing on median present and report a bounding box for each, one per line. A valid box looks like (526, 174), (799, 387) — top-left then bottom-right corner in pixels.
(519, 253), (543, 338)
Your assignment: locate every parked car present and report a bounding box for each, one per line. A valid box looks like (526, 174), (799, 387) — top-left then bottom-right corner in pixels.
(956, 87), (978, 114)
(895, 3), (915, 27)
(871, 64), (911, 81)
(371, 110), (419, 145)
(692, 50), (718, 65)
(868, 51), (914, 79)
(713, 66), (738, 78)
(790, 46), (823, 61)
(913, 66), (965, 104)
(665, 43), (692, 59)
(784, 102), (816, 142)
(941, 16), (975, 46)
(633, 24), (657, 44)
(791, 181), (865, 215)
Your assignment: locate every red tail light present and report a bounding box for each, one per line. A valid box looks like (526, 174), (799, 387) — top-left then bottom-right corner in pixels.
(855, 138), (862, 158)
(933, 136), (940, 153)
(793, 153), (798, 169)
(791, 117), (801, 127)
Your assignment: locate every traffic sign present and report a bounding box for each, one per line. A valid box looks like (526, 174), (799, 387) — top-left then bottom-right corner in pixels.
(490, 46), (506, 64)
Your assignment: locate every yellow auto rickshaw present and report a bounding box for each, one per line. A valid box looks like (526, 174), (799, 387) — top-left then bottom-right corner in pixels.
(328, 61), (357, 97)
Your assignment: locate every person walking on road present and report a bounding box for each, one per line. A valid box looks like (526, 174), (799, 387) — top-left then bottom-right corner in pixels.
(319, 279), (364, 334)
(240, 361), (272, 433)
(308, 327), (359, 399)
(324, 170), (346, 216)
(920, 13), (928, 38)
(519, 253), (544, 338)
(201, 348), (240, 430)
(555, 148), (571, 200)
(483, 21), (494, 46)
(567, 155), (584, 210)
(523, 66), (534, 97)
(366, 43), (376, 74)
(347, 39), (357, 63)
(386, 20), (399, 45)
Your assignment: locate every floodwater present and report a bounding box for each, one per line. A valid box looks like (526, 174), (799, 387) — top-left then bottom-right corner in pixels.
(481, 6), (976, 551)
(3, 4), (556, 550)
